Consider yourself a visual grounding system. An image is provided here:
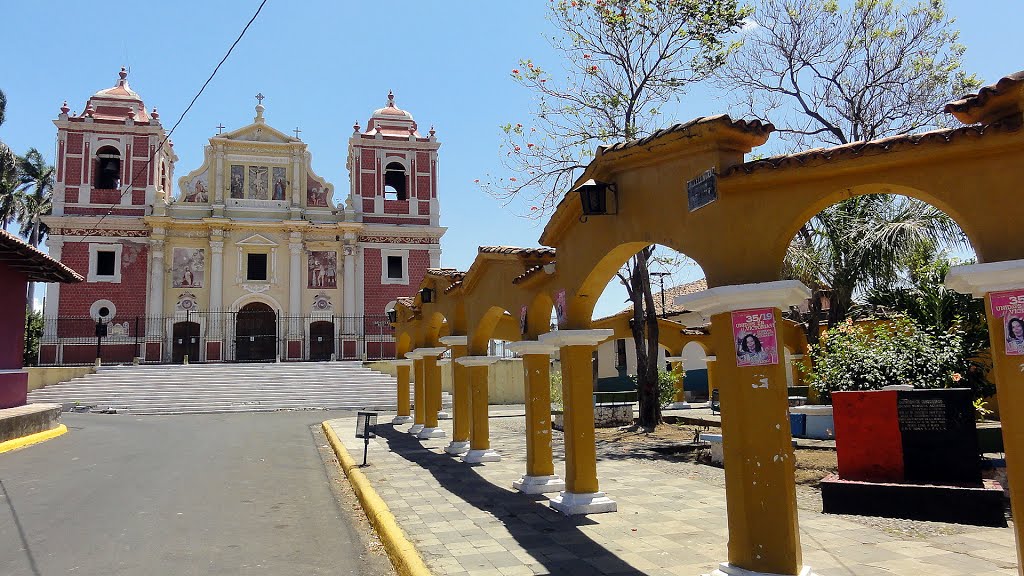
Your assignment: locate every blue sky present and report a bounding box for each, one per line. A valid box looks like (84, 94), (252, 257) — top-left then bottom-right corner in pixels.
(3, 0), (1021, 318)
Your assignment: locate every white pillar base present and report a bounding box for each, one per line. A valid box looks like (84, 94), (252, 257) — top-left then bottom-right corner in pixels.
(444, 440), (470, 455)
(461, 449), (501, 463)
(513, 474), (566, 494)
(549, 491), (617, 515)
(408, 424), (424, 435)
(416, 427), (447, 439)
(392, 415), (413, 425)
(705, 563), (816, 576)
(665, 402), (691, 410)
(437, 411), (451, 420)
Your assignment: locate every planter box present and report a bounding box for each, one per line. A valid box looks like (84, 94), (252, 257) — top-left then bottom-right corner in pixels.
(551, 404), (634, 430)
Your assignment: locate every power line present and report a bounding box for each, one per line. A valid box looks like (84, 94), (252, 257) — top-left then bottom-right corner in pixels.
(67, 0), (269, 244)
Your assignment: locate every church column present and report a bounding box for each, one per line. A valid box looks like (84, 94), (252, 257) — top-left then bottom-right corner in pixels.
(146, 237), (166, 362)
(287, 233), (303, 360)
(208, 233), (224, 361)
(343, 242), (356, 338)
(416, 347), (448, 439)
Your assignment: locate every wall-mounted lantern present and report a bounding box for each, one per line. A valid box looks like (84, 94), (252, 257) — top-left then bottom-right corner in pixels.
(386, 309), (397, 324)
(420, 287), (434, 303)
(574, 179), (618, 222)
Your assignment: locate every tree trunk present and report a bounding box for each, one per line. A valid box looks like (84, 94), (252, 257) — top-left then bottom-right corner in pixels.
(630, 249), (661, 428)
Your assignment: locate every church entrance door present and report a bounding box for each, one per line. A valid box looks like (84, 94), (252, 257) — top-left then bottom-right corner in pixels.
(172, 321), (201, 363)
(309, 321), (334, 361)
(235, 303), (277, 361)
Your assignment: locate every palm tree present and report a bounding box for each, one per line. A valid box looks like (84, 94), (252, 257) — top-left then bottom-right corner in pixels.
(784, 195), (967, 343)
(16, 148), (54, 247)
(15, 148), (55, 315)
(0, 88), (18, 226)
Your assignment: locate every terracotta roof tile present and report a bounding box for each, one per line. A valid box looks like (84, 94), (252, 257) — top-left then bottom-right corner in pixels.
(512, 262), (551, 284)
(598, 115), (773, 155)
(443, 280), (463, 294)
(617, 278), (708, 317)
(944, 70), (1024, 115)
(0, 229), (83, 283)
(478, 245), (556, 258)
(721, 121), (1016, 177)
(426, 268), (465, 281)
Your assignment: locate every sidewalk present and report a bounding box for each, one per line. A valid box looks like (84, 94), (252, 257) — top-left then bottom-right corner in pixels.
(325, 409), (1016, 576)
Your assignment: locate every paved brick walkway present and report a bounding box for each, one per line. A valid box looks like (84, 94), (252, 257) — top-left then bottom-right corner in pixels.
(325, 412), (1016, 576)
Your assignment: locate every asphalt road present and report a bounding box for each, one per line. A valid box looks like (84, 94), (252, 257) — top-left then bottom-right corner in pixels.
(0, 411), (393, 576)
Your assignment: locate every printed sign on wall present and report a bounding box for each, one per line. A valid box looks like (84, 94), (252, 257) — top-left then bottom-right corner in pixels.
(990, 289), (1024, 356)
(555, 289), (567, 328)
(731, 308), (779, 367)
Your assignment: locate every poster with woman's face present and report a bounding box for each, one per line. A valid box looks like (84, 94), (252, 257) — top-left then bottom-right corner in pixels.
(990, 289), (1024, 356)
(731, 308), (778, 367)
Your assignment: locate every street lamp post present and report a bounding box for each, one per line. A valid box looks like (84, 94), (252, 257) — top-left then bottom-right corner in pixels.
(650, 272), (670, 318)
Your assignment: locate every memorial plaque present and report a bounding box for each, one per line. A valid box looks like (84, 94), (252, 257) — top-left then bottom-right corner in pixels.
(897, 389), (980, 485)
(686, 169), (717, 212)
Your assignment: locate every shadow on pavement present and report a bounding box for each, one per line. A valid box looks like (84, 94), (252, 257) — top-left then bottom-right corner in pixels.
(376, 424), (651, 576)
(1, 479), (41, 576)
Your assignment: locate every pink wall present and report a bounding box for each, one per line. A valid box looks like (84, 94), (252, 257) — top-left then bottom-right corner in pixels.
(0, 262), (28, 369)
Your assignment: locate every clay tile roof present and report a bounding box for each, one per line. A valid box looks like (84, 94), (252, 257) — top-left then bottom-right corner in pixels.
(512, 262), (551, 284)
(395, 296), (417, 309)
(0, 230), (83, 283)
(618, 278), (708, 317)
(478, 245), (557, 258)
(599, 115), (774, 155)
(944, 71), (1024, 115)
(426, 268), (465, 281)
(444, 280), (463, 294)
(721, 122), (1010, 177)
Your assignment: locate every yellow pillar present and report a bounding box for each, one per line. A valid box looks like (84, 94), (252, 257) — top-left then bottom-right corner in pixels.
(664, 355), (688, 409)
(392, 361), (413, 425)
(709, 308), (801, 575)
(540, 329), (616, 515)
(409, 356), (425, 435)
(946, 262), (1024, 574)
(457, 356), (501, 463)
(507, 340), (565, 494)
(445, 343), (471, 455)
(417, 352), (446, 439)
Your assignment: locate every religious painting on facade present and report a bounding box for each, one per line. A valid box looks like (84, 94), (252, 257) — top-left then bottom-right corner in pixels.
(731, 308), (779, 367)
(248, 166), (269, 200)
(308, 251), (337, 289)
(172, 247), (205, 289)
(183, 169), (209, 203)
(991, 289), (1024, 356)
(230, 165), (245, 199)
(272, 167), (287, 201)
(307, 176), (329, 207)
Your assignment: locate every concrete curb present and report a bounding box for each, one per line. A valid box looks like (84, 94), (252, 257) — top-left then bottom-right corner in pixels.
(322, 421), (431, 576)
(0, 424), (68, 455)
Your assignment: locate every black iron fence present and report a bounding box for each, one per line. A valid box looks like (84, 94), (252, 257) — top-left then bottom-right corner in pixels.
(38, 312), (395, 366)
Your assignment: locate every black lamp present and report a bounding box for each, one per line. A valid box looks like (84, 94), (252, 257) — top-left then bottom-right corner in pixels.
(420, 287), (434, 303)
(574, 179), (617, 221)
(386, 309), (397, 323)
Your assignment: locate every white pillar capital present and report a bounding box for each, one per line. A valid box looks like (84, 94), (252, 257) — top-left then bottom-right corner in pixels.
(664, 356), (685, 363)
(392, 359), (414, 367)
(454, 355), (502, 366)
(945, 259), (1024, 297)
(674, 279), (811, 316)
(408, 347), (446, 359)
(538, 329), (613, 347)
(438, 335), (468, 346)
(505, 340), (558, 355)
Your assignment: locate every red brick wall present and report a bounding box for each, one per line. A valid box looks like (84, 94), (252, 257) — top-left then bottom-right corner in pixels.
(66, 157), (82, 186)
(363, 216), (429, 225)
(362, 248), (430, 316)
(67, 133), (84, 154)
(57, 241), (150, 331)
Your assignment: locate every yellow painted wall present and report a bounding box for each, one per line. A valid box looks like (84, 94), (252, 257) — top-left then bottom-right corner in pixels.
(26, 366), (95, 392)
(438, 358), (526, 405)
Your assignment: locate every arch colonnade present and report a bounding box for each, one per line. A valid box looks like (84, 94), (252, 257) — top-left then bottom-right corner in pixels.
(389, 71), (1024, 576)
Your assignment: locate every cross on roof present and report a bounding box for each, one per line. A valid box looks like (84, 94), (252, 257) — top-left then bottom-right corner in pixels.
(216, 123), (226, 135)
(293, 127), (302, 138)
(255, 92), (265, 105)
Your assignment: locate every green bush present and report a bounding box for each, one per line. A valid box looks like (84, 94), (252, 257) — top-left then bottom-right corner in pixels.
(549, 369), (563, 411)
(657, 365), (684, 406)
(802, 316), (992, 403)
(24, 310), (42, 366)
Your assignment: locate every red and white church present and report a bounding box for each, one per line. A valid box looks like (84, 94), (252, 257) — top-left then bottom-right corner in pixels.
(39, 68), (445, 364)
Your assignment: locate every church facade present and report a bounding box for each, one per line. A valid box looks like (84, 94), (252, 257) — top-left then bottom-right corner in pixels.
(39, 68), (444, 364)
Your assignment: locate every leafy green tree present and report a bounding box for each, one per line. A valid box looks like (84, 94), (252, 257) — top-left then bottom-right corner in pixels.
(14, 148), (55, 315)
(0, 88), (19, 226)
(486, 0), (749, 428)
(24, 310), (43, 366)
(802, 316), (991, 403)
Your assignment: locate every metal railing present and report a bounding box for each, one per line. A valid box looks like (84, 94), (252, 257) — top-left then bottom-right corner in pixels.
(38, 312), (395, 366)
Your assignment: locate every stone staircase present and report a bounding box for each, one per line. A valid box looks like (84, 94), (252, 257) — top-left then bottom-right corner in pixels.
(27, 362), (410, 416)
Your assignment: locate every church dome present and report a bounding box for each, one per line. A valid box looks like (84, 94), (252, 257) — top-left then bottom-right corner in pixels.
(371, 91), (414, 121)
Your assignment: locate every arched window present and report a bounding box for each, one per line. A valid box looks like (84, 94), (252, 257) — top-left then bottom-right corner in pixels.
(95, 146), (121, 190)
(383, 161), (407, 200)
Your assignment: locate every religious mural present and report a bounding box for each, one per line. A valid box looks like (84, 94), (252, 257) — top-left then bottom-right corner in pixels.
(172, 247), (205, 288)
(307, 175), (329, 207)
(272, 167), (287, 201)
(183, 169), (209, 203)
(308, 251), (337, 288)
(230, 165), (245, 199)
(248, 166), (269, 200)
